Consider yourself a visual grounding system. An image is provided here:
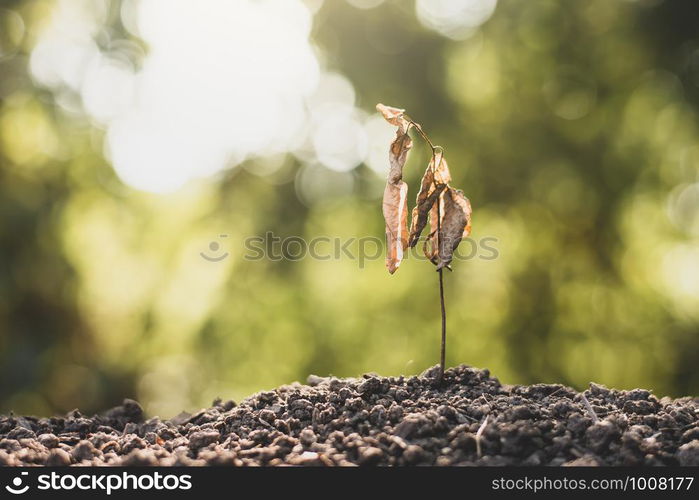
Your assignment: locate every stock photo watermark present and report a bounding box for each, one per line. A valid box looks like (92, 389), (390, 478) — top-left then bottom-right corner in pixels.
(200, 232), (499, 267)
(200, 234), (230, 262)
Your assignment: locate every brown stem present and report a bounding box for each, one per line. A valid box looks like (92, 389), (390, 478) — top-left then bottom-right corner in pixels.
(416, 120), (446, 382)
(436, 159), (446, 384)
(438, 258), (446, 383)
(405, 117), (437, 151)
(406, 115), (448, 384)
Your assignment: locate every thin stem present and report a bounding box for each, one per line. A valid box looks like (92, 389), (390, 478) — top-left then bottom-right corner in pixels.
(405, 117), (437, 152)
(405, 114), (448, 385)
(436, 154), (446, 384)
(438, 264), (446, 383)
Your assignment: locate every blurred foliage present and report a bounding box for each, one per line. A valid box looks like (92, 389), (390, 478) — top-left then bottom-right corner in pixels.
(1, 0), (698, 417)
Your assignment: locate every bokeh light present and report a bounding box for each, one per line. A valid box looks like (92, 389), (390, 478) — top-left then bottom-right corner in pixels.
(416, 0), (497, 40)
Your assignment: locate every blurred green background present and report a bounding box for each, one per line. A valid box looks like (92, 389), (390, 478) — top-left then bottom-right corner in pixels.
(1, 0), (698, 417)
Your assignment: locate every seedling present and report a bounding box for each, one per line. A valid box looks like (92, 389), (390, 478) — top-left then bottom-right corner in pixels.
(377, 104), (472, 384)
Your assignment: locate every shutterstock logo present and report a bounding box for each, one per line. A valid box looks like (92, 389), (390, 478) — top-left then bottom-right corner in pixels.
(5, 472), (29, 495)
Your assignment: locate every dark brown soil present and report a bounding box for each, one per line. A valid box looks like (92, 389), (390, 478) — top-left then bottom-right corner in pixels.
(1, 365), (698, 466)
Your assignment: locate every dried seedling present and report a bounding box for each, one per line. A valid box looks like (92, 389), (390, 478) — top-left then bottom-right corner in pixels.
(377, 103), (472, 383)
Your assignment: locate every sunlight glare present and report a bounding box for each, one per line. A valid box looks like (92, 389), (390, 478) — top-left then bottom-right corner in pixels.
(31, 0), (338, 193)
(416, 0), (497, 40)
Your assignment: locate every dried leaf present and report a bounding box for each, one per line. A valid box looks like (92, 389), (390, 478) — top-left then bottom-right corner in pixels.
(387, 132), (412, 184)
(376, 103), (410, 133)
(408, 152), (450, 248)
(423, 192), (443, 265)
(383, 181), (409, 274)
(378, 103), (413, 274)
(436, 187), (472, 270)
(433, 152), (452, 185)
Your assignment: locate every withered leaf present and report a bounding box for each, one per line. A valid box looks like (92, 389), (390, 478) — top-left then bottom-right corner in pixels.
(408, 152), (451, 248)
(423, 192), (443, 265)
(377, 103), (413, 274)
(383, 181), (409, 274)
(376, 103), (410, 133)
(388, 133), (412, 185)
(436, 187), (472, 271)
(433, 152), (452, 185)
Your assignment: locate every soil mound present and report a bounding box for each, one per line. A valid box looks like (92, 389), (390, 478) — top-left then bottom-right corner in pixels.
(1, 365), (697, 466)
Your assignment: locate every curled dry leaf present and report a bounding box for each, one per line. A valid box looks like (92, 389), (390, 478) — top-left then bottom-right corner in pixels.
(423, 192), (443, 265)
(383, 182), (409, 274)
(388, 133), (412, 184)
(377, 103), (413, 274)
(376, 103), (410, 133)
(433, 152), (452, 185)
(408, 152), (451, 248)
(436, 187), (472, 271)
